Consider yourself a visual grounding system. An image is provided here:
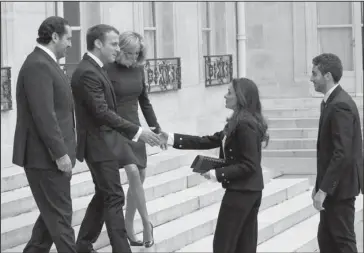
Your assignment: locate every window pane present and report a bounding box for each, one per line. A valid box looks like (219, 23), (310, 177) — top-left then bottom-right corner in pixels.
(213, 2), (226, 54)
(318, 28), (353, 71)
(143, 2), (155, 27)
(63, 2), (80, 26)
(156, 2), (174, 57)
(66, 30), (81, 64)
(317, 2), (352, 25)
(202, 31), (210, 56)
(144, 30), (156, 59)
(201, 2), (210, 28)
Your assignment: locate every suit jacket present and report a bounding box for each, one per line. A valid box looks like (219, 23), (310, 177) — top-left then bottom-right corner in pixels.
(315, 85), (363, 199)
(173, 121), (264, 192)
(12, 47), (76, 169)
(71, 54), (140, 162)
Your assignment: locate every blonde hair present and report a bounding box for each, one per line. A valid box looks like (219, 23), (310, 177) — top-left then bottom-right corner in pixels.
(118, 31), (147, 66)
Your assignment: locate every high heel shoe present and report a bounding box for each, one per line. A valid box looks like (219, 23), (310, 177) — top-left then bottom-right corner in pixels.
(127, 235), (144, 246)
(144, 222), (154, 248)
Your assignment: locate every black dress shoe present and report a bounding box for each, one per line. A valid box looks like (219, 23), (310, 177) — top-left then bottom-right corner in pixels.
(144, 222), (154, 248)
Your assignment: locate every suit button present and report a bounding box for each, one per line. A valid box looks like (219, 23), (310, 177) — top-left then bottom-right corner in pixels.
(180, 137), (182, 140)
(179, 145), (182, 148)
(227, 180), (230, 183)
(222, 173), (225, 177)
(230, 156), (233, 159)
(229, 149), (232, 152)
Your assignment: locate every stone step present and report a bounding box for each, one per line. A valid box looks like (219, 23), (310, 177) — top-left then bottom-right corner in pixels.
(262, 157), (317, 175)
(99, 180), (313, 253)
(3, 171), (288, 252)
(1, 162), (205, 219)
(263, 106), (363, 118)
(268, 118), (319, 128)
(269, 128), (318, 139)
(267, 138), (316, 150)
(176, 186), (317, 252)
(0, 149), (198, 193)
(257, 194), (363, 252)
(0, 164), (207, 251)
(261, 97), (363, 109)
(1, 152), (273, 219)
(263, 149), (316, 158)
(268, 117), (363, 129)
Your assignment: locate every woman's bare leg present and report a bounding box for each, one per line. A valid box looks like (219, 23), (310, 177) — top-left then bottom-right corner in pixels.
(124, 165), (152, 242)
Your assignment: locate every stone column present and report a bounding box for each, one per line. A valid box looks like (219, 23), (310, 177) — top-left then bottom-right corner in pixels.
(236, 2), (247, 78)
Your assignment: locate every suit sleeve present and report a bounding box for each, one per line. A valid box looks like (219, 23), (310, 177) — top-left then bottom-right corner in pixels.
(78, 70), (139, 140)
(23, 63), (68, 160)
(320, 102), (355, 195)
(215, 123), (259, 182)
(173, 131), (222, 150)
(138, 68), (160, 129)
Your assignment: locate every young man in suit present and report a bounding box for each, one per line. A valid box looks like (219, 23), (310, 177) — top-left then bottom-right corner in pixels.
(71, 24), (161, 253)
(12, 16), (77, 253)
(310, 53), (363, 253)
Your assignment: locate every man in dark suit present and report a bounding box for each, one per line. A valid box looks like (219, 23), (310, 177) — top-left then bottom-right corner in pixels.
(310, 53), (363, 253)
(71, 24), (161, 253)
(12, 16), (77, 253)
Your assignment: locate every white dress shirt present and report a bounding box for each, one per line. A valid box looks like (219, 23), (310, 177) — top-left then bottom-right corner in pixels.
(86, 51), (142, 142)
(36, 44), (57, 63)
(323, 84), (339, 103)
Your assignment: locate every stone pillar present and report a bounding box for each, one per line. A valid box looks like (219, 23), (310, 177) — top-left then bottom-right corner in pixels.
(236, 2), (247, 78)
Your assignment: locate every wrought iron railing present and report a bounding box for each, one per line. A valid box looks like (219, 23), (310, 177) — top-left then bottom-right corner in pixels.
(1, 67), (12, 111)
(204, 54), (233, 87)
(60, 63), (78, 80)
(144, 57), (181, 93)
(60, 59), (182, 94)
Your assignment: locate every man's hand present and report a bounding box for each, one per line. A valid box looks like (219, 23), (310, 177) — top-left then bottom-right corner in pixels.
(56, 154), (72, 173)
(313, 189), (327, 211)
(139, 129), (162, 147)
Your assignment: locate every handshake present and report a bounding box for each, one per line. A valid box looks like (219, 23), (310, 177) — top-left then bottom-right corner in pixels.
(139, 127), (170, 150)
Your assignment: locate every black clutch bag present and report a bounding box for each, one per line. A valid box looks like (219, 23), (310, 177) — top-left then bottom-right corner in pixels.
(190, 155), (227, 174)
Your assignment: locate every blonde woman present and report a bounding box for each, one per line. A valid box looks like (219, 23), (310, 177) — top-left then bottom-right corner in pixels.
(104, 31), (161, 248)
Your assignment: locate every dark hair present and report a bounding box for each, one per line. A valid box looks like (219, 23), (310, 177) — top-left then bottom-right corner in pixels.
(312, 53), (343, 83)
(36, 16), (69, 45)
(224, 78), (269, 147)
(86, 24), (119, 51)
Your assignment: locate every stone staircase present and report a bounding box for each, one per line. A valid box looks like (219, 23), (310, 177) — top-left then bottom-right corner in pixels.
(1, 97), (363, 252)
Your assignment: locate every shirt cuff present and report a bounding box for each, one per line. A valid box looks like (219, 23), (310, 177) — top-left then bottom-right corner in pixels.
(132, 127), (143, 142)
(167, 133), (174, 145)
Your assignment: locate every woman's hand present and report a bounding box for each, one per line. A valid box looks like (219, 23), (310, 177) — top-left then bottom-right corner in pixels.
(201, 170), (218, 182)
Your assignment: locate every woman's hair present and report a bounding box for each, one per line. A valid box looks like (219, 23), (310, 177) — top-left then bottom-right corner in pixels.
(224, 78), (269, 147)
(118, 31), (147, 66)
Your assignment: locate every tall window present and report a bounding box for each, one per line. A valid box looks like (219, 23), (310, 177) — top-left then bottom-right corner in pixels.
(143, 2), (157, 59)
(143, 2), (175, 59)
(201, 2), (211, 56)
(213, 2), (226, 55)
(316, 2), (354, 71)
(63, 2), (82, 65)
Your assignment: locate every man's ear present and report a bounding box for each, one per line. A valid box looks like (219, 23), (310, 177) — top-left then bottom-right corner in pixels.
(94, 39), (103, 49)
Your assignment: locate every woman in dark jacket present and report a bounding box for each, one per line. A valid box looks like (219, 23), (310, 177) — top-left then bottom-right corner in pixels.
(164, 77), (269, 253)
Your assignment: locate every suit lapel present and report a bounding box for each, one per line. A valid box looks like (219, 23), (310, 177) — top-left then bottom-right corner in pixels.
(317, 85), (343, 144)
(83, 54), (117, 107)
(34, 47), (70, 86)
